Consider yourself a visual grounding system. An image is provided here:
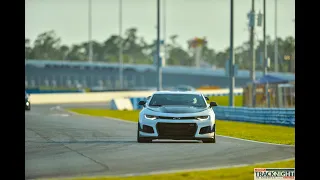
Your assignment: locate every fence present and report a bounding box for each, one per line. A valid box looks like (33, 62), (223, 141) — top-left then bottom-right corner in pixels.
(213, 106), (295, 127)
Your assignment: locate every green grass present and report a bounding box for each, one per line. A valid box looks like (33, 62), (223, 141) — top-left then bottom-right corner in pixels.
(68, 109), (295, 145)
(207, 95), (243, 107)
(48, 159), (295, 180)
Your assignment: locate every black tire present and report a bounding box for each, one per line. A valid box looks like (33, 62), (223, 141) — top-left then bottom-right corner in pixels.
(137, 136), (152, 143)
(202, 135), (216, 143)
(137, 123), (152, 143)
(25, 106), (31, 111)
(202, 124), (216, 143)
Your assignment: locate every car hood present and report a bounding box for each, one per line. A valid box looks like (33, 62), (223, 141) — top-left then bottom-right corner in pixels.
(146, 105), (208, 114)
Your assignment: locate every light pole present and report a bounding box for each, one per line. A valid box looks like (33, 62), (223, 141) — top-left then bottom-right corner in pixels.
(274, 0), (281, 107)
(293, 18), (295, 73)
(156, 0), (162, 91)
(274, 0), (278, 72)
(263, 0), (270, 107)
(163, 0), (167, 66)
(263, 0), (267, 76)
(229, 0), (235, 107)
(88, 0), (93, 63)
(249, 0), (256, 107)
(119, 0), (123, 90)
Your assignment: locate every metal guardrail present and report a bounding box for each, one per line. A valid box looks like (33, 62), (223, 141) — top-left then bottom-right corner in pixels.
(213, 106), (295, 127)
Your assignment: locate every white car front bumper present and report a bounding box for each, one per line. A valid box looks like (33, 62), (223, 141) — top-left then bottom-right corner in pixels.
(138, 118), (215, 140)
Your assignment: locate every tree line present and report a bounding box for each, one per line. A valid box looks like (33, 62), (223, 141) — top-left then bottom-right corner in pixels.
(25, 27), (295, 72)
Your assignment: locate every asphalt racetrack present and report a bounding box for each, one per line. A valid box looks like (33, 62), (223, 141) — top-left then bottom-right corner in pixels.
(25, 103), (295, 179)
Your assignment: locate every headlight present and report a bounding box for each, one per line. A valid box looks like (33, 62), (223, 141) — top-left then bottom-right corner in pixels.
(144, 114), (158, 120)
(196, 115), (210, 120)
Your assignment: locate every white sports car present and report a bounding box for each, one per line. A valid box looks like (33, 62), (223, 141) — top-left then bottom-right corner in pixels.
(137, 91), (218, 143)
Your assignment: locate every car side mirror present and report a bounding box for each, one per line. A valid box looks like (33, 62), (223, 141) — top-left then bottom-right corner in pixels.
(205, 97), (209, 100)
(147, 96), (151, 100)
(138, 101), (146, 107)
(209, 101), (218, 107)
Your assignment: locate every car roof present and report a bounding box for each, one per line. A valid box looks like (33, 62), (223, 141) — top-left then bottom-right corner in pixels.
(152, 91), (202, 95)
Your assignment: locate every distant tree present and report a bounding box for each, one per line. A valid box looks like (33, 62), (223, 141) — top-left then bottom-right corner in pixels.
(25, 29), (295, 72)
(167, 35), (191, 65)
(29, 30), (62, 60)
(25, 38), (32, 59)
(59, 45), (69, 60)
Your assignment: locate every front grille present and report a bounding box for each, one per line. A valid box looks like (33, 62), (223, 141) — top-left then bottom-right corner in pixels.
(156, 123), (197, 137)
(158, 116), (196, 120)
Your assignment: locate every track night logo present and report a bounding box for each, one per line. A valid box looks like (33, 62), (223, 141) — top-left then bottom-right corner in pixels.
(254, 168), (295, 179)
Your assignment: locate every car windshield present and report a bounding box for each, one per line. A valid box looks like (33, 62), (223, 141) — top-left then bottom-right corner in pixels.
(149, 94), (207, 107)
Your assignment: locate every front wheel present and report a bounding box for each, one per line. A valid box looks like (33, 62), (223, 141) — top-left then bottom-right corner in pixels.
(137, 136), (152, 143)
(202, 135), (216, 143)
(25, 106), (31, 111)
(137, 123), (152, 143)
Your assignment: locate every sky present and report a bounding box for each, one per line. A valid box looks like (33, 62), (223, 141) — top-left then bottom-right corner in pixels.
(25, 0), (295, 52)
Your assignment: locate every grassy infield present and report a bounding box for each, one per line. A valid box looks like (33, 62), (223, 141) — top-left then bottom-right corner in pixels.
(61, 95), (295, 180)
